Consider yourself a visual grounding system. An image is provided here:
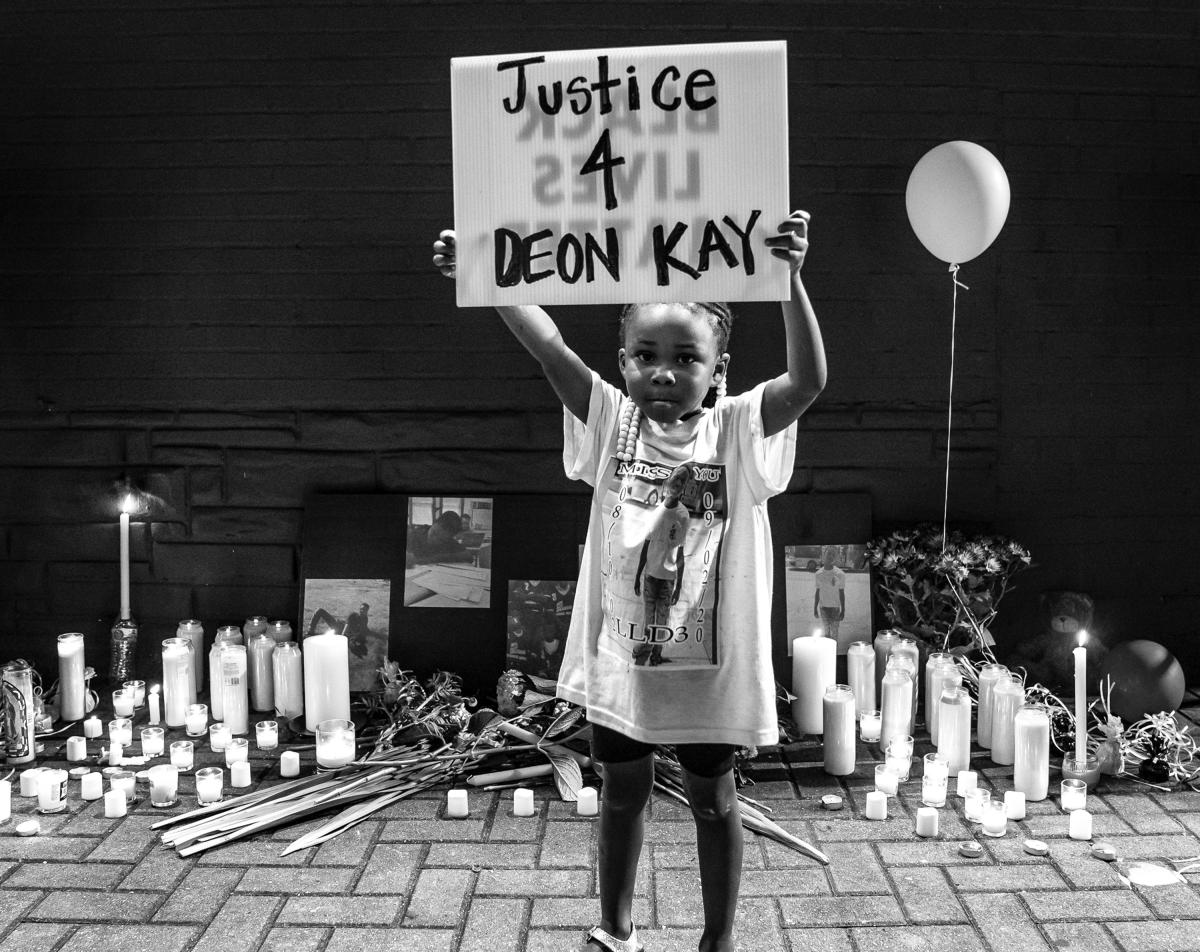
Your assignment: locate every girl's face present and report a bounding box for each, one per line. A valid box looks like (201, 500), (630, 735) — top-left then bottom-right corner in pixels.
(618, 304), (728, 424)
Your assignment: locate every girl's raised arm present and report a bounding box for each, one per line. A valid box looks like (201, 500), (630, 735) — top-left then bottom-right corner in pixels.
(761, 210), (828, 437)
(433, 230), (593, 422)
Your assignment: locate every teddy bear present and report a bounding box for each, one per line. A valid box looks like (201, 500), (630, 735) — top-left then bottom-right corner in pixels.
(1005, 590), (1106, 693)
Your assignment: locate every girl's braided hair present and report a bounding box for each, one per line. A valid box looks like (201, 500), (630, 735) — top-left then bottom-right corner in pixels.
(618, 302), (735, 354)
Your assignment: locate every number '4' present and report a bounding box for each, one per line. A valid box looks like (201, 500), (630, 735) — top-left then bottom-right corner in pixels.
(579, 128), (626, 211)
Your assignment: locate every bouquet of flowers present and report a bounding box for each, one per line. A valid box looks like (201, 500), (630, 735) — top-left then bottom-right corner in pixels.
(865, 524), (1031, 656)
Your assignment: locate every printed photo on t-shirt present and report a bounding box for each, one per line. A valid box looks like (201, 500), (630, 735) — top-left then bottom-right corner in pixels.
(598, 456), (728, 669)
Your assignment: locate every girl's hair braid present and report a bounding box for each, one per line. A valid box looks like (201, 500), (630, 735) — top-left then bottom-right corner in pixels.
(618, 302), (735, 354)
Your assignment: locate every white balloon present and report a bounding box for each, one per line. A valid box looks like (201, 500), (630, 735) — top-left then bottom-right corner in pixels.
(905, 141), (1011, 264)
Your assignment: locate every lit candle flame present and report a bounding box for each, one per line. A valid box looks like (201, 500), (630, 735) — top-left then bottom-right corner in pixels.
(1076, 629), (1089, 647)
(121, 493), (136, 515)
(812, 627), (824, 638)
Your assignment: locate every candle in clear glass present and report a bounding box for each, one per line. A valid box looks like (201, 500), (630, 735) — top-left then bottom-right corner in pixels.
(217, 643), (249, 735)
(1012, 707), (1050, 801)
(303, 632), (351, 732)
(846, 641), (876, 715)
(859, 709), (882, 743)
(243, 615), (269, 640)
(791, 633), (836, 734)
(176, 619), (205, 695)
(161, 637), (194, 727)
(255, 720), (279, 750)
(109, 769), (136, 803)
(872, 630), (900, 699)
(576, 786), (598, 817)
(224, 737), (249, 766)
(272, 641), (304, 719)
(122, 679), (146, 708)
(315, 718), (356, 768)
(921, 752), (949, 807)
(149, 764), (179, 806)
(446, 788), (469, 818)
(280, 750), (300, 777)
(37, 769), (68, 812)
(140, 727), (165, 757)
(915, 806), (939, 837)
(989, 675), (1025, 766)
(1069, 809), (1092, 840)
(937, 686), (972, 774)
(874, 763), (899, 795)
(822, 685), (856, 776)
(975, 663), (1009, 749)
(1004, 790), (1026, 820)
(923, 651), (953, 738)
(109, 717), (133, 747)
(247, 633), (275, 713)
(886, 734), (914, 781)
(1060, 778), (1087, 812)
(981, 796), (1008, 837)
(195, 766), (223, 804)
(879, 663), (914, 750)
(208, 626), (242, 721)
(926, 659), (962, 747)
(170, 740), (194, 770)
(57, 632), (87, 721)
(964, 787), (989, 822)
(865, 790), (888, 820)
(956, 770), (977, 797)
(209, 722), (232, 753)
(513, 787), (535, 817)
(112, 688), (135, 717)
(185, 703), (208, 737)
(891, 637), (921, 725)
(104, 788), (127, 818)
(80, 772), (103, 801)
(267, 619), (294, 643)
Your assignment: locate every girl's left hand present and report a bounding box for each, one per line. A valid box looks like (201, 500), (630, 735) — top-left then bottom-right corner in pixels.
(765, 210), (810, 272)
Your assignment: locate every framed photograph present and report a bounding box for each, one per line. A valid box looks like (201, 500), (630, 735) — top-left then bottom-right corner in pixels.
(784, 544), (872, 654)
(300, 578), (392, 692)
(505, 580), (575, 680)
(404, 495), (493, 608)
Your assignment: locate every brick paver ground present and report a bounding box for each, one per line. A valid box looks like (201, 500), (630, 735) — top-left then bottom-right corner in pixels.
(2, 689), (1197, 952)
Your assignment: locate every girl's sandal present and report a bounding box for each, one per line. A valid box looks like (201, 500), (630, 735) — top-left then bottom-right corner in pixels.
(583, 925), (643, 952)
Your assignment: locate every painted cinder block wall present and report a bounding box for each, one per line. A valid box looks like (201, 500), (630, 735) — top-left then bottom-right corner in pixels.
(2, 2), (1197, 689)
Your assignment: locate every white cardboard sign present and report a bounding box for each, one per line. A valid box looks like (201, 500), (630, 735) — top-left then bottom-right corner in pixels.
(451, 40), (790, 307)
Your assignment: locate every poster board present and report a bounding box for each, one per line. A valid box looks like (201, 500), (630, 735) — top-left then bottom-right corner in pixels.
(451, 40), (791, 307)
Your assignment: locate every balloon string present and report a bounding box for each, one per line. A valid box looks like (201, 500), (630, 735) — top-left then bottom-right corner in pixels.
(942, 264), (969, 555)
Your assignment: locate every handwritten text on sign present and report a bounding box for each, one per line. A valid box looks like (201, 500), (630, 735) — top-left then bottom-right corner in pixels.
(451, 41), (790, 307)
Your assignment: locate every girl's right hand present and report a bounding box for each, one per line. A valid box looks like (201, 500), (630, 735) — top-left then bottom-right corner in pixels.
(432, 229), (457, 278)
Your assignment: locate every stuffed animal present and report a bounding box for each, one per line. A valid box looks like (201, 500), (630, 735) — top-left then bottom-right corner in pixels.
(1006, 590), (1106, 692)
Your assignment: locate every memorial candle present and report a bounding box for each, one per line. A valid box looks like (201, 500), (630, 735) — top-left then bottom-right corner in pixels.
(846, 641), (876, 715)
(208, 627), (239, 721)
(219, 644), (249, 735)
(176, 620), (206, 695)
(891, 637), (921, 726)
(119, 494), (133, 620)
(104, 788), (126, 818)
(56, 632), (87, 721)
(80, 772), (103, 801)
(149, 764), (179, 807)
(915, 806), (938, 837)
(160, 637), (193, 727)
(272, 641), (304, 719)
(576, 787), (598, 816)
(924, 652), (954, 742)
(872, 630), (900, 699)
(195, 766), (223, 804)
(140, 726), (165, 757)
(446, 788), (470, 818)
(859, 709), (881, 743)
(247, 633), (275, 712)
(513, 787), (535, 817)
(879, 662), (914, 750)
(989, 675), (1025, 766)
(185, 703), (208, 737)
(280, 750), (300, 777)
(66, 735), (88, 761)
(170, 740), (194, 770)
(84, 715), (102, 738)
(1069, 809), (1092, 841)
(937, 686), (972, 774)
(147, 687), (160, 726)
(822, 685), (856, 776)
(864, 790), (887, 820)
(976, 663), (1008, 749)
(791, 632), (836, 735)
(303, 632), (351, 732)
(1012, 707), (1050, 801)
(1073, 630), (1089, 767)
(315, 718), (356, 768)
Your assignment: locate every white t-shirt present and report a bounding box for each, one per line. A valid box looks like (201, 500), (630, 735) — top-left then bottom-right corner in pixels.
(556, 373), (797, 746)
(814, 566), (845, 609)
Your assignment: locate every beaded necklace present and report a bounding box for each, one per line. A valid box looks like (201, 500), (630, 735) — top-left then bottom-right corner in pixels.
(614, 376), (727, 463)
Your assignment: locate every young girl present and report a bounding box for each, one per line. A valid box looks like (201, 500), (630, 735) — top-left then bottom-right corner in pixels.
(432, 210), (825, 952)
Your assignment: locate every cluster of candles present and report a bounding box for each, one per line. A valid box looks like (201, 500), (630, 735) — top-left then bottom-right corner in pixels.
(443, 785), (600, 819)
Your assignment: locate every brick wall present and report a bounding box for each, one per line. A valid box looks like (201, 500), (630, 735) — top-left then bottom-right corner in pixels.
(2, 1), (1197, 687)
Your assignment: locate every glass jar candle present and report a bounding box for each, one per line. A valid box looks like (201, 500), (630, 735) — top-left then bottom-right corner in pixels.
(921, 752), (949, 807)
(208, 722), (232, 753)
(109, 717), (133, 748)
(255, 720), (279, 750)
(56, 633), (87, 722)
(975, 663), (1009, 749)
(112, 688), (136, 718)
(937, 686), (972, 774)
(822, 685), (856, 776)
(175, 619), (205, 695)
(980, 796), (1008, 837)
(109, 769), (136, 803)
(149, 764), (179, 807)
(224, 737), (249, 766)
(140, 726), (165, 757)
(160, 637), (195, 727)
(315, 718), (356, 768)
(874, 763), (900, 796)
(880, 662), (914, 749)
(846, 641), (876, 715)
(859, 709), (882, 743)
(925, 658), (962, 747)
(1060, 778), (1087, 812)
(964, 786), (990, 822)
(169, 740), (194, 770)
(185, 703), (208, 738)
(195, 766), (223, 804)
(122, 679), (146, 708)
(272, 641), (304, 719)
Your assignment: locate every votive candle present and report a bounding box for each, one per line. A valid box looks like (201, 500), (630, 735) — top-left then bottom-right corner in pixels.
(170, 740), (194, 770)
(224, 737), (249, 766)
(577, 786), (599, 816)
(965, 787), (989, 822)
(1060, 779), (1087, 812)
(109, 769), (136, 803)
(161, 637), (195, 727)
(280, 750), (300, 777)
(108, 742), (123, 766)
(874, 763), (899, 796)
(272, 641), (304, 719)
(923, 652), (954, 739)
(315, 718), (356, 768)
(981, 796), (1008, 837)
(231, 761), (252, 788)
(859, 709), (882, 743)
(209, 722), (232, 753)
(195, 766), (223, 804)
(80, 772), (103, 801)
(915, 806), (938, 837)
(926, 658), (962, 747)
(217, 643), (249, 735)
(513, 787), (535, 816)
(247, 632), (275, 712)
(1069, 809), (1093, 841)
(112, 688), (135, 717)
(1004, 790), (1026, 820)
(0, 779), (8, 821)
(66, 736), (88, 762)
(20, 768), (45, 797)
(141, 727), (165, 757)
(256, 720), (279, 750)
(865, 790), (888, 820)
(937, 686), (972, 774)
(122, 679), (146, 708)
(83, 716), (102, 739)
(880, 661), (914, 748)
(185, 703), (208, 737)
(446, 788), (469, 818)
(872, 629), (900, 698)
(109, 717), (133, 747)
(37, 769), (68, 812)
(176, 619), (205, 695)
(922, 752), (949, 808)
(104, 788), (127, 818)
(149, 764), (179, 806)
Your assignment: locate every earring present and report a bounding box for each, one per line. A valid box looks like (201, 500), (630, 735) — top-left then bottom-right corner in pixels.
(715, 374), (728, 400)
